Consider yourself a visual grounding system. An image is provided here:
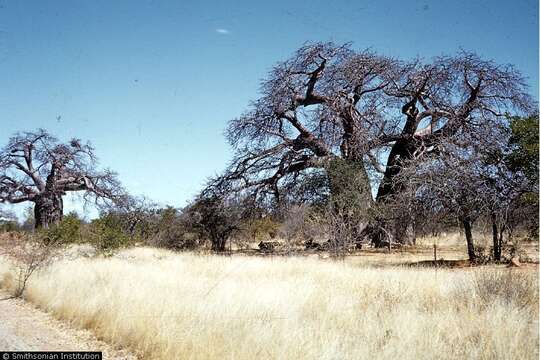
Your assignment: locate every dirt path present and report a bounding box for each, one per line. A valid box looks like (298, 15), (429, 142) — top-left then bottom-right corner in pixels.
(0, 292), (137, 359)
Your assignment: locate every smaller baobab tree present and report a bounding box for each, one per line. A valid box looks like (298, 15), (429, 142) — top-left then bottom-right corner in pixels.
(0, 129), (124, 229)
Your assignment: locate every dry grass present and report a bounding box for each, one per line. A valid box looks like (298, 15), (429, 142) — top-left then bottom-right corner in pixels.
(0, 245), (538, 360)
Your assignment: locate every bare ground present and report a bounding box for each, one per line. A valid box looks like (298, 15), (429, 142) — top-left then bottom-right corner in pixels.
(0, 291), (137, 359)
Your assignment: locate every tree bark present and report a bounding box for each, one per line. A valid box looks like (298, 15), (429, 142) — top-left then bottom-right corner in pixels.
(326, 159), (374, 248)
(491, 213), (501, 261)
(462, 217), (476, 261)
(376, 141), (418, 245)
(374, 96), (426, 244)
(34, 193), (63, 229)
(377, 140), (415, 200)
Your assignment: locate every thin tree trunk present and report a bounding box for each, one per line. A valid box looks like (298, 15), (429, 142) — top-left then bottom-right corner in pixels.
(211, 237), (227, 252)
(462, 217), (476, 262)
(34, 193), (63, 229)
(491, 213), (501, 261)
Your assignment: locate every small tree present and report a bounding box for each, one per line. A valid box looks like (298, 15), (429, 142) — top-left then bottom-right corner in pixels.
(400, 118), (534, 262)
(186, 186), (243, 252)
(87, 213), (132, 251)
(278, 204), (311, 242)
(404, 157), (488, 261)
(1, 231), (61, 299)
(152, 206), (199, 250)
(0, 129), (124, 229)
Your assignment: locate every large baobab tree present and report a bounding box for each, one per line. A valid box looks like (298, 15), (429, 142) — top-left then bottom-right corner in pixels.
(0, 129), (124, 228)
(215, 42), (533, 244)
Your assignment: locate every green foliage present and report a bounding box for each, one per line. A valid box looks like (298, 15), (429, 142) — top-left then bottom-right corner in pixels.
(151, 206), (199, 250)
(88, 213), (132, 251)
(186, 194), (242, 251)
(241, 217), (279, 241)
(157, 206), (179, 230)
(41, 212), (83, 245)
(505, 115), (539, 238)
(507, 115), (539, 185)
(325, 158), (372, 215)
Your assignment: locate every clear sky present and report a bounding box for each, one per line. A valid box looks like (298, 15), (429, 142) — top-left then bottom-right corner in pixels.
(0, 0), (538, 219)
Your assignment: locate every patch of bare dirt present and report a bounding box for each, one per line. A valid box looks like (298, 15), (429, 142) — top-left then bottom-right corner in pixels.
(0, 291), (137, 359)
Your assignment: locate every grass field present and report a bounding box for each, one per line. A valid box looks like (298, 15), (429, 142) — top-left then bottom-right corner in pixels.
(0, 241), (538, 360)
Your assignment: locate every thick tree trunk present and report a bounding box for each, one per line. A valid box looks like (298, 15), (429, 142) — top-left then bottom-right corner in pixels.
(377, 140), (416, 200)
(390, 215), (416, 245)
(34, 193), (63, 229)
(326, 159), (373, 248)
(462, 217), (476, 262)
(376, 140), (419, 245)
(375, 97), (426, 244)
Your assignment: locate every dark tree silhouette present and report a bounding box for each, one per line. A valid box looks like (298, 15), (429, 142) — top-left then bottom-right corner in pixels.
(0, 129), (124, 228)
(186, 190), (243, 252)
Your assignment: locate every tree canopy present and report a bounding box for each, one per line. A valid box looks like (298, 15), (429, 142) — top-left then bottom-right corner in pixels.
(214, 42), (533, 207)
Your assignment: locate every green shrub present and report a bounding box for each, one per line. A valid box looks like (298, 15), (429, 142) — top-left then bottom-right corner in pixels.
(41, 212), (83, 245)
(242, 217), (280, 241)
(87, 213), (132, 251)
(147, 207), (200, 250)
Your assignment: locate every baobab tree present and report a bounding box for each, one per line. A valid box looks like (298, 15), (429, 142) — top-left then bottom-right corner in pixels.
(0, 129), (124, 228)
(215, 42), (533, 245)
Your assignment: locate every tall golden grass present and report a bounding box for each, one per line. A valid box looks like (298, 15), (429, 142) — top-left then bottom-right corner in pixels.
(0, 247), (538, 359)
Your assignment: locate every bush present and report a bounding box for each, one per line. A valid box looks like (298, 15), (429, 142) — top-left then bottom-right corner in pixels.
(41, 212), (83, 245)
(278, 205), (309, 242)
(473, 270), (538, 310)
(184, 193), (243, 252)
(242, 217), (279, 241)
(87, 213), (133, 251)
(452, 270), (538, 312)
(149, 207), (200, 250)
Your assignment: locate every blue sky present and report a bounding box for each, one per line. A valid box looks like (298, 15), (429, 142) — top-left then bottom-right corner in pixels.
(0, 0), (538, 219)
